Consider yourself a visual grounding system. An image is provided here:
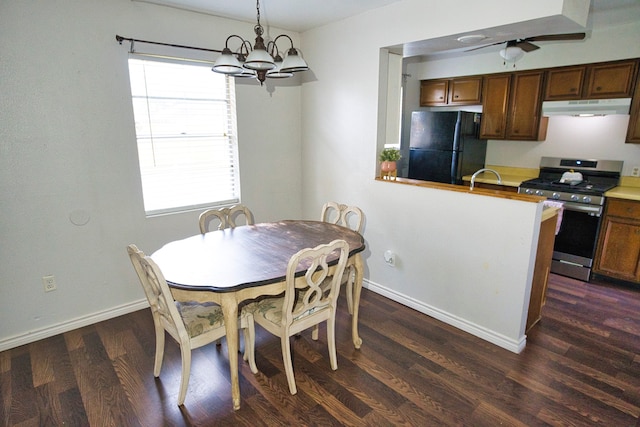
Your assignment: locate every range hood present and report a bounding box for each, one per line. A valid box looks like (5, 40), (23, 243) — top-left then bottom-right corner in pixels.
(542, 98), (631, 116)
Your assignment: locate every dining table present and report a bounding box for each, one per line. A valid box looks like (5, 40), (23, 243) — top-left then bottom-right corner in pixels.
(151, 219), (366, 410)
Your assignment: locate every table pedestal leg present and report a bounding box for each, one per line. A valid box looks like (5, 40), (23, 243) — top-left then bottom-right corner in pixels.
(351, 253), (364, 349)
(220, 293), (241, 410)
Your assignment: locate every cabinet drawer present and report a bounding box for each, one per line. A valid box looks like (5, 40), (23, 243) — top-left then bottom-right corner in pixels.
(606, 198), (640, 219)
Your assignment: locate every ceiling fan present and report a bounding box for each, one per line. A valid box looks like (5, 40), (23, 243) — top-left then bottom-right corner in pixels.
(467, 32), (586, 62)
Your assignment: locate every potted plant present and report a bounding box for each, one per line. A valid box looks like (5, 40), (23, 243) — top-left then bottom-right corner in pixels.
(379, 148), (401, 176)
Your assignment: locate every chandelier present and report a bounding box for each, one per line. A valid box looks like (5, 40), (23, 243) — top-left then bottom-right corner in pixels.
(212, 0), (309, 85)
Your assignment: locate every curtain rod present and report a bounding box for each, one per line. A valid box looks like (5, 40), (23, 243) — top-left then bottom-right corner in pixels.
(115, 35), (223, 54)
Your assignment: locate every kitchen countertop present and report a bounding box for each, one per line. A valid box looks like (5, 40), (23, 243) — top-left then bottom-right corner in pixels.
(542, 205), (560, 222)
(462, 166), (539, 188)
(462, 169), (640, 202)
(604, 176), (640, 202)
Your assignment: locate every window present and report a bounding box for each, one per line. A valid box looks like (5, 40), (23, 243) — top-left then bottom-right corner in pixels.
(127, 58), (240, 215)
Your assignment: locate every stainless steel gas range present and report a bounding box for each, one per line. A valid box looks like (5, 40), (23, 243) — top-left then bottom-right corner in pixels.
(518, 157), (623, 281)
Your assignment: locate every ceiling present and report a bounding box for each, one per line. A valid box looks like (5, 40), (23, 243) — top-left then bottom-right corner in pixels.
(136, 0), (640, 58)
(134, 0), (404, 33)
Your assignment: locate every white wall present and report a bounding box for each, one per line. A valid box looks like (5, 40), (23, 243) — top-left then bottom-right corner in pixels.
(404, 20), (640, 175)
(299, 0), (586, 352)
(0, 0), (303, 348)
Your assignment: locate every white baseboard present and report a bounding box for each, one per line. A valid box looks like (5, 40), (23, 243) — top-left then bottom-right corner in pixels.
(0, 299), (149, 352)
(2, 281), (527, 354)
(363, 279), (526, 354)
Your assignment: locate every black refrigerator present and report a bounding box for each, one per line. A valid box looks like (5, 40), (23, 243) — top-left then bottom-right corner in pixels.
(407, 111), (487, 184)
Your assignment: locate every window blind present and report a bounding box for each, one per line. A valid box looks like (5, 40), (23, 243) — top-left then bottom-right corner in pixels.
(128, 58), (240, 215)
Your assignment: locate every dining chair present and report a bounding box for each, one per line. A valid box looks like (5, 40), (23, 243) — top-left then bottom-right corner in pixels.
(245, 239), (349, 395)
(320, 201), (364, 234)
(198, 204), (255, 233)
(320, 202), (364, 316)
(198, 209), (228, 233)
(226, 204), (255, 228)
(127, 244), (257, 406)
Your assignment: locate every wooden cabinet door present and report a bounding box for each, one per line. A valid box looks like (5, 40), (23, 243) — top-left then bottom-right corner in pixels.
(594, 199), (640, 282)
(584, 60), (637, 99)
(479, 74), (510, 139)
(420, 80), (448, 106)
(627, 71), (640, 143)
(595, 216), (640, 282)
(526, 212), (557, 332)
(506, 71), (545, 140)
(448, 77), (482, 105)
(544, 66), (585, 100)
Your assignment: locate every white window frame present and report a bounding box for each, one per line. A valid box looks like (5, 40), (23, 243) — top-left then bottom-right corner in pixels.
(127, 56), (241, 216)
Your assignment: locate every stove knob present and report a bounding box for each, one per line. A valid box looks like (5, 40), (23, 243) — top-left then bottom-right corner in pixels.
(570, 194), (579, 201)
(552, 192), (560, 200)
(535, 190), (544, 196)
(583, 196), (592, 204)
(524, 189), (533, 195)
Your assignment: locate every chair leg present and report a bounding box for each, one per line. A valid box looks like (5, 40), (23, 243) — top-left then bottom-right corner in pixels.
(327, 317), (338, 371)
(177, 344), (192, 406)
(281, 336), (297, 395)
(243, 317), (258, 374)
(346, 268), (354, 315)
(311, 324), (319, 341)
(153, 325), (165, 377)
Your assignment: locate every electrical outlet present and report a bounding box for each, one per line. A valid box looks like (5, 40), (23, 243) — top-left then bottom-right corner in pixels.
(384, 250), (396, 267)
(42, 275), (57, 292)
(632, 166), (640, 177)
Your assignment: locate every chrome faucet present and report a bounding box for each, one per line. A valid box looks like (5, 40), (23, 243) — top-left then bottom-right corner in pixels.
(470, 168), (502, 190)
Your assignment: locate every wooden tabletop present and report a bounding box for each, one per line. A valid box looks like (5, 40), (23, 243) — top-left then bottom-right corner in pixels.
(151, 220), (365, 292)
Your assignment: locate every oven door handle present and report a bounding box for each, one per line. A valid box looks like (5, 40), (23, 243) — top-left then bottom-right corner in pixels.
(558, 201), (602, 216)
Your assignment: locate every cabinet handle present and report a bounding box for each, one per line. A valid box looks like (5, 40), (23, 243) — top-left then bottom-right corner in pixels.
(570, 88), (577, 92)
(596, 86), (602, 91)
(454, 95), (459, 98)
(439, 96), (444, 99)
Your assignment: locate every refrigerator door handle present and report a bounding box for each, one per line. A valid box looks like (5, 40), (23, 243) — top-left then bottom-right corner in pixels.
(452, 116), (462, 151)
(450, 150), (459, 184)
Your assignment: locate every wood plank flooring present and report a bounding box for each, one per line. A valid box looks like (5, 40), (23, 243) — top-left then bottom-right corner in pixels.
(1, 273), (639, 426)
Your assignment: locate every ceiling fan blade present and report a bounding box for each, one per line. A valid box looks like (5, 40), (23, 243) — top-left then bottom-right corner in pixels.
(524, 32), (586, 42)
(515, 41), (539, 52)
(465, 41), (504, 52)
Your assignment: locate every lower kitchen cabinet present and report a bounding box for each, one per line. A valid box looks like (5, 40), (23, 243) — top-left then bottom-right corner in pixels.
(594, 198), (640, 283)
(526, 210), (557, 332)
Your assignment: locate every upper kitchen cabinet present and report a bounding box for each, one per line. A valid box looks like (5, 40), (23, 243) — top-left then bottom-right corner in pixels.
(626, 69), (640, 143)
(584, 60), (637, 99)
(480, 71), (547, 141)
(420, 79), (448, 106)
(479, 74), (510, 139)
(420, 76), (482, 106)
(544, 67), (585, 100)
(544, 59), (638, 101)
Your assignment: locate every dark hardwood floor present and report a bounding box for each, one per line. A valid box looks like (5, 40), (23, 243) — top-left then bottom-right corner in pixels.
(2, 273), (639, 426)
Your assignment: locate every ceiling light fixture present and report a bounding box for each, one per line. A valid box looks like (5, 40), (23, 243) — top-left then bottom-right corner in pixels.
(499, 45), (525, 64)
(212, 0), (308, 85)
(456, 34), (487, 44)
